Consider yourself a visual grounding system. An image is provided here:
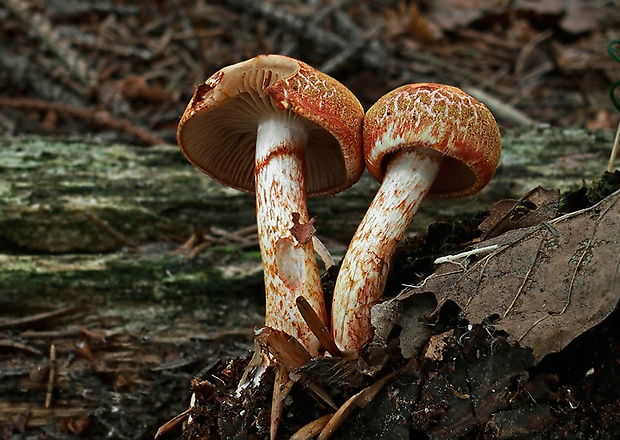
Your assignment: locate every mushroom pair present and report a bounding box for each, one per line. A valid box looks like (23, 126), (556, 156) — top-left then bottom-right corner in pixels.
(177, 55), (502, 357)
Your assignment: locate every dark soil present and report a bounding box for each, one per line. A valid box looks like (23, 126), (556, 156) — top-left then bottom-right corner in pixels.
(185, 291), (620, 440)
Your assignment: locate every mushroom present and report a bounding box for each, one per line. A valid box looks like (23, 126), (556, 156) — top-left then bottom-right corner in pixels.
(331, 83), (502, 352)
(177, 54), (364, 355)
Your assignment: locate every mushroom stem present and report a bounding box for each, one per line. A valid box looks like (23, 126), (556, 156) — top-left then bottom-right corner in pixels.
(332, 147), (443, 352)
(255, 117), (328, 356)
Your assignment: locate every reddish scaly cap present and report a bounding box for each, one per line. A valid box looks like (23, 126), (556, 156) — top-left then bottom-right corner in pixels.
(364, 83), (502, 198)
(177, 54), (365, 197)
(265, 59), (364, 179)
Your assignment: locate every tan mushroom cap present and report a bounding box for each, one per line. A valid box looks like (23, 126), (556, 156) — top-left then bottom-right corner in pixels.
(364, 83), (502, 199)
(177, 54), (365, 197)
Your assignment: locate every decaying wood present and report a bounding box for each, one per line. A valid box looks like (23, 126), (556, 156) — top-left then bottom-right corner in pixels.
(0, 127), (616, 438)
(0, 127), (614, 254)
(1, 126), (613, 330)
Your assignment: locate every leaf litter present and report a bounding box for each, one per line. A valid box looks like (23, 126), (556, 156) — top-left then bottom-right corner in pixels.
(382, 188), (620, 363)
(182, 179), (620, 439)
(478, 186), (560, 240)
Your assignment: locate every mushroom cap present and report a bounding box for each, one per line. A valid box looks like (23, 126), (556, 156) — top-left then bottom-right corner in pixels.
(364, 83), (502, 198)
(177, 54), (364, 197)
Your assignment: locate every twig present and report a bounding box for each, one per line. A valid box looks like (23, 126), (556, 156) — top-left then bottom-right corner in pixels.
(607, 120), (620, 172)
(463, 86), (536, 127)
(221, 0), (385, 73)
(291, 414), (334, 440)
(296, 296), (342, 357)
(312, 236), (335, 270)
(155, 408), (191, 439)
(433, 244), (499, 265)
(45, 344), (56, 408)
(319, 11), (381, 74)
(226, 0), (348, 54)
(86, 212), (138, 249)
(0, 98), (165, 145)
(232, 224), (258, 237)
(20, 328), (82, 338)
(515, 30), (553, 77)
(271, 366), (294, 440)
(0, 339), (43, 355)
(0, 306), (81, 330)
(305, 0), (356, 26)
(224, 0), (511, 95)
(93, 413), (132, 440)
(317, 369), (401, 439)
(178, 224), (260, 259)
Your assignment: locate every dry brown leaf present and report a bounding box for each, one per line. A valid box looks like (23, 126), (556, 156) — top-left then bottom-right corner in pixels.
(254, 326), (337, 410)
(559, 0), (606, 34)
(371, 292), (436, 358)
(513, 0), (565, 15)
(430, 0), (606, 35)
(290, 213), (316, 245)
(296, 296), (343, 357)
(478, 186), (560, 239)
(291, 414), (334, 440)
(427, 0), (507, 31)
(254, 326), (312, 371)
(391, 189), (620, 362)
(423, 330), (454, 362)
(317, 369), (401, 440)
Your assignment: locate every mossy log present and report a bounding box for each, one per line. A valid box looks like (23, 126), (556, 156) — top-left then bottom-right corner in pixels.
(1, 126), (614, 314)
(0, 127), (615, 436)
(0, 127), (613, 254)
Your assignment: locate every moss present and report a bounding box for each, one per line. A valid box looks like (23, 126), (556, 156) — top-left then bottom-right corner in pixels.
(1, 129), (615, 252)
(560, 170), (620, 213)
(240, 250), (263, 263)
(586, 170), (620, 203)
(0, 250), (264, 310)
